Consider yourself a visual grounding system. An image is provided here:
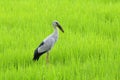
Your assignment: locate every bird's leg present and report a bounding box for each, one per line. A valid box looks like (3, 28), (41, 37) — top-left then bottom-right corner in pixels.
(46, 52), (49, 64)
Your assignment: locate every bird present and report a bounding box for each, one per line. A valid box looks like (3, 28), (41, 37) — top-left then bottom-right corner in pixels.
(33, 20), (64, 63)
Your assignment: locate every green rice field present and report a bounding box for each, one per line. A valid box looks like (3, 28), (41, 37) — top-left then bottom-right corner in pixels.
(0, 0), (120, 80)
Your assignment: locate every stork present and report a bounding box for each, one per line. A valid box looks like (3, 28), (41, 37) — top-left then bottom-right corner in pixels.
(33, 20), (64, 63)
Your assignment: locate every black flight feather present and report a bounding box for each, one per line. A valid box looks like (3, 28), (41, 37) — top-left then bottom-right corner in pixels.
(33, 41), (47, 61)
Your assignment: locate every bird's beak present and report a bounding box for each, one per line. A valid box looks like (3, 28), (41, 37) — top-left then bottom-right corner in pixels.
(57, 23), (64, 33)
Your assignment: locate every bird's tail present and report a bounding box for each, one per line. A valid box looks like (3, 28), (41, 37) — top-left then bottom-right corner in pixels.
(33, 49), (47, 61)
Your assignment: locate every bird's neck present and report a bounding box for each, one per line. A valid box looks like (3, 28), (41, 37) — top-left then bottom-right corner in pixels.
(54, 27), (59, 35)
(51, 27), (59, 42)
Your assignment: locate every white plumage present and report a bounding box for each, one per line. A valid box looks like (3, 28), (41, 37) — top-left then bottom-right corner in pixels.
(33, 20), (64, 62)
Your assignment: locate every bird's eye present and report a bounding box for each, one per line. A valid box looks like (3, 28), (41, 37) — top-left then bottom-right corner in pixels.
(55, 22), (58, 25)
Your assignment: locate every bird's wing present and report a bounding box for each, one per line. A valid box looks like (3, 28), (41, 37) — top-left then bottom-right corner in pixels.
(38, 37), (55, 53)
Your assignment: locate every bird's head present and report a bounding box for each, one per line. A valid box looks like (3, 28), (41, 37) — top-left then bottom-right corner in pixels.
(52, 20), (64, 33)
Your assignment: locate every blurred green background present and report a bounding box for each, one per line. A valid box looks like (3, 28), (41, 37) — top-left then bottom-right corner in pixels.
(0, 0), (120, 80)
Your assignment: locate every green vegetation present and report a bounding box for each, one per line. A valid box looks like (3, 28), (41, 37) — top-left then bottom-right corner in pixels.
(0, 0), (120, 80)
